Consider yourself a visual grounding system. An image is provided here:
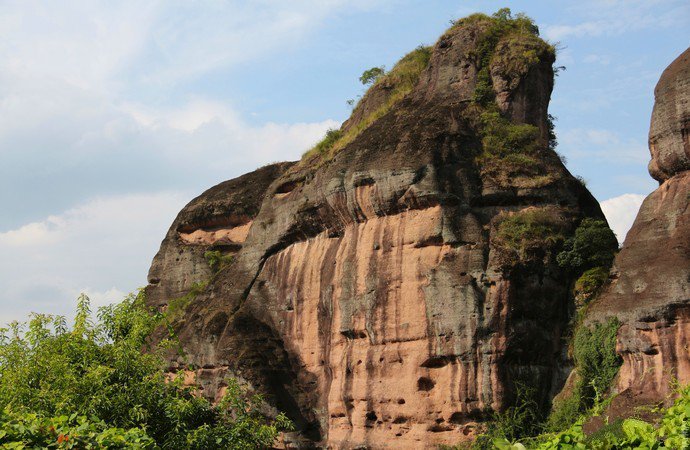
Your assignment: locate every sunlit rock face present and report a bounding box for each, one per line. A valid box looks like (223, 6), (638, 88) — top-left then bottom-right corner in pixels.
(587, 47), (690, 415)
(648, 48), (690, 183)
(146, 20), (605, 448)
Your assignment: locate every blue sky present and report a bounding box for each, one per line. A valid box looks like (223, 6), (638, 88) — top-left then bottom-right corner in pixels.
(0, 0), (688, 323)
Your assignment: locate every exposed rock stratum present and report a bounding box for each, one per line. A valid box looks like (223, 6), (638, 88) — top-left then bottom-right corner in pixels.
(146, 17), (610, 448)
(586, 47), (690, 417)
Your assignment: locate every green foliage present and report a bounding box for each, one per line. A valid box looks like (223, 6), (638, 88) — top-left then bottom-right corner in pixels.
(311, 128), (343, 156)
(166, 280), (208, 321)
(573, 319), (622, 411)
(504, 383), (690, 448)
(475, 109), (545, 185)
(574, 266), (609, 298)
(204, 250), (233, 273)
(359, 66), (385, 85)
(547, 114), (558, 151)
(547, 318), (622, 432)
(557, 219), (618, 271)
(495, 208), (565, 264)
(0, 293), (292, 449)
(451, 9), (548, 105)
(479, 111), (540, 158)
(0, 410), (156, 449)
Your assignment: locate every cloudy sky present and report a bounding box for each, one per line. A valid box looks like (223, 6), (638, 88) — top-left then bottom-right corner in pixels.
(0, 0), (688, 323)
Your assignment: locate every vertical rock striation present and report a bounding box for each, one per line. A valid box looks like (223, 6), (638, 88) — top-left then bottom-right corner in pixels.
(146, 16), (607, 448)
(587, 47), (690, 412)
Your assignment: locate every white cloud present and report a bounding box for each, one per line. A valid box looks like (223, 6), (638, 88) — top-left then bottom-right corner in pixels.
(0, 192), (190, 324)
(0, 0), (385, 93)
(600, 193), (646, 243)
(0, 1), (366, 323)
(543, 0), (689, 41)
(0, 1), (349, 231)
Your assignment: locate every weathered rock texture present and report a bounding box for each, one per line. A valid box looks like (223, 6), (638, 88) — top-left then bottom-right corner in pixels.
(146, 21), (606, 448)
(587, 47), (690, 412)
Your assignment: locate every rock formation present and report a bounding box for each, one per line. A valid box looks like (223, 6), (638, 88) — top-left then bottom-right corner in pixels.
(586, 47), (690, 414)
(146, 14), (609, 448)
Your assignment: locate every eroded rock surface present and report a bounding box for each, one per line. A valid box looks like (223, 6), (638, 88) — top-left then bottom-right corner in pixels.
(146, 162), (294, 309)
(587, 47), (690, 413)
(146, 20), (606, 448)
(648, 48), (690, 182)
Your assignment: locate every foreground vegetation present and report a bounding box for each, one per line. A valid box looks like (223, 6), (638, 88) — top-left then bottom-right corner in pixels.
(490, 383), (690, 449)
(0, 293), (291, 449)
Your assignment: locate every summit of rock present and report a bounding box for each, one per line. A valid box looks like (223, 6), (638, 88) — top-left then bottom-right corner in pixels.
(145, 12), (611, 448)
(648, 47), (690, 182)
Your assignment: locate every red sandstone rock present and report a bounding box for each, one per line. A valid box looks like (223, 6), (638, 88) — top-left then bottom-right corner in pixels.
(648, 48), (690, 182)
(146, 19), (606, 448)
(586, 47), (690, 416)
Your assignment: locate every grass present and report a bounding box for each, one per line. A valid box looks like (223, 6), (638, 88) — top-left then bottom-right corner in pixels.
(494, 207), (565, 264)
(204, 250), (234, 273)
(575, 266), (609, 299)
(166, 280), (208, 321)
(301, 45), (432, 163)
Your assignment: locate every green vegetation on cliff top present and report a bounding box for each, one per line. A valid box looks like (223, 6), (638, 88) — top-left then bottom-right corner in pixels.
(304, 8), (559, 191)
(302, 44), (432, 163)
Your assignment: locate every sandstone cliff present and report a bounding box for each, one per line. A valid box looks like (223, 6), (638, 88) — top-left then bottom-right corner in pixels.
(586, 47), (690, 416)
(146, 14), (608, 448)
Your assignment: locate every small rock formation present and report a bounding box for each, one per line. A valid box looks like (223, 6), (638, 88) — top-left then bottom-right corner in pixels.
(146, 16), (608, 448)
(587, 47), (690, 414)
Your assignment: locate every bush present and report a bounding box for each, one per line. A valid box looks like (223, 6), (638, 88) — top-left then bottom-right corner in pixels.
(167, 280), (208, 320)
(479, 110), (540, 158)
(507, 383), (690, 449)
(547, 318), (621, 431)
(204, 250), (233, 273)
(0, 293), (292, 449)
(0, 411), (156, 449)
(574, 266), (609, 299)
(557, 219), (618, 271)
(359, 66), (385, 85)
(311, 128), (343, 156)
(494, 208), (565, 264)
(547, 114), (558, 151)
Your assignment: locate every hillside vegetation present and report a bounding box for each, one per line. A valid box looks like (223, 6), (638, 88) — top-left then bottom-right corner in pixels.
(0, 293), (291, 449)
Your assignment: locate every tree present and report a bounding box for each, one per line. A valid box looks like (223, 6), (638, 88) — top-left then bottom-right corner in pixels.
(556, 218), (618, 271)
(0, 292), (292, 449)
(359, 66), (385, 85)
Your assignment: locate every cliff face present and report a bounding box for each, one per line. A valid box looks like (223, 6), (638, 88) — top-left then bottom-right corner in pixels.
(587, 48), (690, 412)
(146, 17), (606, 448)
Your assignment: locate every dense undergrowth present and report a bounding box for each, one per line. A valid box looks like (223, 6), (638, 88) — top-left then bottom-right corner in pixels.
(0, 293), (291, 449)
(497, 382), (690, 449)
